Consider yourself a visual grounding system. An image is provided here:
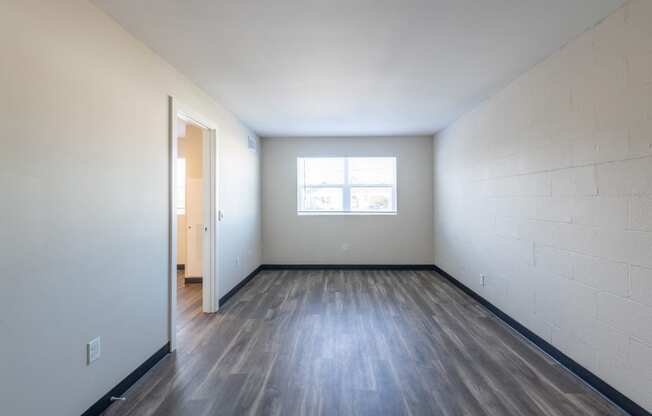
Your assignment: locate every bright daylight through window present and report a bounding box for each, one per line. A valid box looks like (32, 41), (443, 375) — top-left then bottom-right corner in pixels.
(297, 157), (397, 214)
(176, 158), (186, 215)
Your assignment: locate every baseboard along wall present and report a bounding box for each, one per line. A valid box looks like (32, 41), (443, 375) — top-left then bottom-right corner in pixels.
(86, 264), (648, 416)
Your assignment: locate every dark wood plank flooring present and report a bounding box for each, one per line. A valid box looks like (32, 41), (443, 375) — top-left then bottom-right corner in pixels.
(176, 270), (202, 331)
(103, 269), (625, 416)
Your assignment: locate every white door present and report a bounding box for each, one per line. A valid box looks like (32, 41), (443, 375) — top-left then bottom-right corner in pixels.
(186, 179), (203, 278)
(201, 131), (215, 312)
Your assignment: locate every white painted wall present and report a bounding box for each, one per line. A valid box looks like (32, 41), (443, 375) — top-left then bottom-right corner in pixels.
(0, 1), (261, 415)
(262, 136), (433, 265)
(433, 1), (652, 411)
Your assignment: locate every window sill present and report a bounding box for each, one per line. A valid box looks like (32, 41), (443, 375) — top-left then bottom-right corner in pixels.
(298, 211), (397, 216)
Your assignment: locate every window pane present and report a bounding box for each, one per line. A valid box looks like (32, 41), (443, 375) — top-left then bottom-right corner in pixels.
(300, 157), (345, 185)
(351, 187), (393, 211)
(301, 187), (343, 211)
(349, 157), (395, 185)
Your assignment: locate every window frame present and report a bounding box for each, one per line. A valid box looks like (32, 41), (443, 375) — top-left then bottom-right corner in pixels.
(297, 156), (398, 215)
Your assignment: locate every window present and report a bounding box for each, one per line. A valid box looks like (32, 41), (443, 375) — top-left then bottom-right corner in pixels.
(175, 158), (186, 215)
(297, 157), (397, 214)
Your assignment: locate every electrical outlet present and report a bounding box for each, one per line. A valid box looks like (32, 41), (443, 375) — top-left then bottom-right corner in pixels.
(235, 256), (240, 266)
(87, 337), (101, 365)
(480, 275), (487, 287)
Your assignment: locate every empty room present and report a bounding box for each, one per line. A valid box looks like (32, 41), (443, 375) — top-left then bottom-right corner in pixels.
(1, 0), (651, 415)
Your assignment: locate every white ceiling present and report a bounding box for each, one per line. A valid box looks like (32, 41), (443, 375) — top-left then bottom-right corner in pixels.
(93, 0), (624, 137)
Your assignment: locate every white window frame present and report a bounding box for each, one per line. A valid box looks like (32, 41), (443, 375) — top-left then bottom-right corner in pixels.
(297, 157), (398, 215)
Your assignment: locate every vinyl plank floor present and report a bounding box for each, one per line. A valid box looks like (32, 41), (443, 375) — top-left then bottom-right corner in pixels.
(103, 269), (626, 416)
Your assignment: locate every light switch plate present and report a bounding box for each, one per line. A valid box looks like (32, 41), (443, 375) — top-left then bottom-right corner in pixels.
(87, 337), (101, 365)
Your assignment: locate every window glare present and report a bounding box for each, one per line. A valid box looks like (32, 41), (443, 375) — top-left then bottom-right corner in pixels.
(300, 157), (345, 185)
(297, 157), (397, 214)
(176, 158), (186, 215)
(303, 187), (343, 211)
(349, 157), (395, 185)
(351, 187), (393, 211)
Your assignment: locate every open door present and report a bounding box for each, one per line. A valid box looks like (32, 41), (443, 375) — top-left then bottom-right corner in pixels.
(202, 128), (217, 314)
(168, 96), (219, 352)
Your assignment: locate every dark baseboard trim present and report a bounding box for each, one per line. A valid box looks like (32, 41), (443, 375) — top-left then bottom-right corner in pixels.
(431, 264), (648, 416)
(219, 265), (265, 307)
(81, 342), (170, 416)
(82, 265), (647, 416)
(184, 277), (202, 284)
(215, 264), (433, 307)
(217, 263), (422, 306)
(176, 264), (185, 271)
(261, 264), (435, 270)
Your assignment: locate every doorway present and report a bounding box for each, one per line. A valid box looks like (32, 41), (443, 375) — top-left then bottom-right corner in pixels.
(176, 118), (205, 330)
(169, 97), (219, 351)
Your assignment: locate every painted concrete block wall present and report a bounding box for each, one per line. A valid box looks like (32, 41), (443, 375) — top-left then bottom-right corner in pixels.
(433, 1), (652, 411)
(262, 136), (434, 265)
(0, 1), (261, 415)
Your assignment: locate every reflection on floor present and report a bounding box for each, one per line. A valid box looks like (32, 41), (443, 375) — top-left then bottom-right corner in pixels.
(104, 269), (625, 416)
(177, 269), (202, 332)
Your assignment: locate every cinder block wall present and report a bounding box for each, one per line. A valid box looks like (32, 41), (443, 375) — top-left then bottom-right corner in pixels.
(433, 1), (652, 411)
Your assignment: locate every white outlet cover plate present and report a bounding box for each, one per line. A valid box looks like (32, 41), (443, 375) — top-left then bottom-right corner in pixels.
(87, 337), (101, 365)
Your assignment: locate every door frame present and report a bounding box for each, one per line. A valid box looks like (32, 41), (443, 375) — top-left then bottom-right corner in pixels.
(168, 96), (219, 351)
